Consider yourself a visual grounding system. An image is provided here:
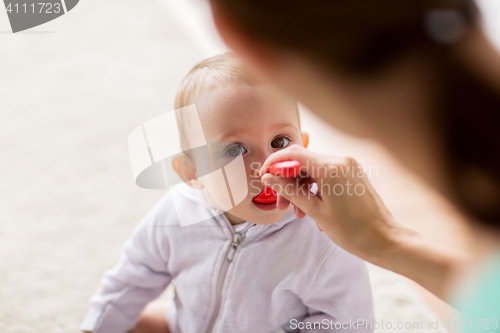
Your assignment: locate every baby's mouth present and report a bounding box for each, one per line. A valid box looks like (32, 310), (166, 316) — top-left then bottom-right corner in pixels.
(252, 186), (278, 205)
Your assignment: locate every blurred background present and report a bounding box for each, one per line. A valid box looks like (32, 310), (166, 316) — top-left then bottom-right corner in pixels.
(1, 1), (500, 332)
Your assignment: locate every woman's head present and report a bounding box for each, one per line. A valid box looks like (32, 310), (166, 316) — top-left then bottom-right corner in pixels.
(209, 0), (500, 228)
(210, 0), (478, 74)
(209, 0), (481, 139)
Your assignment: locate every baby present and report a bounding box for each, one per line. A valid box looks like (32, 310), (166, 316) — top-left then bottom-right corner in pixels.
(81, 53), (374, 333)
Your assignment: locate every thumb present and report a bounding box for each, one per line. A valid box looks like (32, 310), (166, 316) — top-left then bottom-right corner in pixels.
(262, 174), (320, 216)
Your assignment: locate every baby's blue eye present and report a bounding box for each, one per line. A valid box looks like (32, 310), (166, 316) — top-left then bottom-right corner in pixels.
(225, 144), (247, 157)
(271, 137), (291, 149)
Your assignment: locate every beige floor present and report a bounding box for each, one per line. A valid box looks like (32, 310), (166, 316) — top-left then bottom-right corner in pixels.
(0, 0), (474, 332)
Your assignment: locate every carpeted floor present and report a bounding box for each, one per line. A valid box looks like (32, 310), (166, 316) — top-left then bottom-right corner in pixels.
(3, 0), (498, 332)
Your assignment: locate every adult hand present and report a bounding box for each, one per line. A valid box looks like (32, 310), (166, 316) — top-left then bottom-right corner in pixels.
(260, 145), (397, 261)
(260, 145), (468, 299)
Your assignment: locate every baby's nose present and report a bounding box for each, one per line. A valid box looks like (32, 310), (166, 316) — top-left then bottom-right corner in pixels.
(250, 152), (270, 180)
(252, 163), (261, 179)
(250, 159), (265, 180)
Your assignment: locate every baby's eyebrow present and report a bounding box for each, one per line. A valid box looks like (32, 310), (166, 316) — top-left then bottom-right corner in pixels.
(271, 122), (299, 131)
(213, 122), (299, 143)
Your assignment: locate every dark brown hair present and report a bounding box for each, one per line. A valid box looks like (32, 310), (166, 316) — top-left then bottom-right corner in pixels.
(210, 0), (500, 226)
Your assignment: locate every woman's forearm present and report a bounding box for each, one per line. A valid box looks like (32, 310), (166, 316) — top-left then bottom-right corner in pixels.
(379, 225), (469, 300)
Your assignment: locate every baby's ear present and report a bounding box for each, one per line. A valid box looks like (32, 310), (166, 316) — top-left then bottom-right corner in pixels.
(172, 154), (204, 190)
(301, 132), (309, 148)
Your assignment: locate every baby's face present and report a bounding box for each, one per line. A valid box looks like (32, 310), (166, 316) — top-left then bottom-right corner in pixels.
(191, 84), (303, 224)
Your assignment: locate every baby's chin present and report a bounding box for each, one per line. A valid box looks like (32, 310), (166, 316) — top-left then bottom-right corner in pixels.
(227, 204), (291, 225)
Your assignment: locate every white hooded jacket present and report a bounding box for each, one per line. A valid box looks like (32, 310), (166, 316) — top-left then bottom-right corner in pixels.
(81, 184), (374, 333)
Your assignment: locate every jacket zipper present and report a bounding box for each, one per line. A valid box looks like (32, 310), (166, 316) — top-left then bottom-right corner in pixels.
(205, 222), (254, 333)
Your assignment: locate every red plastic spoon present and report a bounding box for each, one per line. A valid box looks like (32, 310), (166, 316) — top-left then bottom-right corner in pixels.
(253, 186), (278, 204)
(259, 160), (320, 230)
(268, 160), (301, 178)
(253, 161), (302, 204)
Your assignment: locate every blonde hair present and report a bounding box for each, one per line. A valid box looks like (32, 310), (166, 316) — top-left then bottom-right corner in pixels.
(175, 52), (259, 109)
